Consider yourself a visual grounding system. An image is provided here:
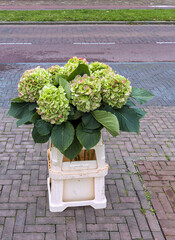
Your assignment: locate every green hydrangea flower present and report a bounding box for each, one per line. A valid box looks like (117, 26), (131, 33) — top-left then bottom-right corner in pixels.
(37, 85), (70, 125)
(46, 65), (64, 84)
(100, 72), (132, 108)
(18, 67), (51, 102)
(89, 62), (112, 74)
(71, 74), (102, 112)
(92, 68), (116, 79)
(64, 56), (89, 79)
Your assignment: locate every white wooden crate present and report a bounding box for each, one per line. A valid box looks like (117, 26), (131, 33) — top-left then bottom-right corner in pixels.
(47, 139), (108, 212)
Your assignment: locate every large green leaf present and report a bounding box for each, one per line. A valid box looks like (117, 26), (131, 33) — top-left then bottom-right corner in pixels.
(112, 106), (140, 134)
(131, 87), (154, 104)
(82, 113), (101, 130)
(28, 102), (38, 111)
(16, 109), (35, 127)
(31, 112), (41, 124)
(76, 122), (101, 150)
(35, 119), (53, 136)
(10, 97), (25, 103)
(32, 126), (50, 143)
(59, 77), (71, 100)
(8, 102), (29, 119)
(132, 108), (146, 119)
(126, 98), (136, 107)
(51, 122), (74, 152)
(67, 63), (90, 81)
(63, 136), (83, 161)
(68, 105), (83, 120)
(92, 110), (119, 137)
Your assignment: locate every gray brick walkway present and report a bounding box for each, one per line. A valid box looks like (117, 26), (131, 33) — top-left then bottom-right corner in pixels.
(1, 62), (175, 239)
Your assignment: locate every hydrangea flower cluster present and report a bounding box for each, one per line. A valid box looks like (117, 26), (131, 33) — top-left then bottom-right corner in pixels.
(18, 67), (51, 102)
(70, 74), (101, 112)
(89, 62), (112, 74)
(46, 65), (64, 84)
(64, 56), (89, 80)
(37, 85), (70, 125)
(100, 73), (132, 108)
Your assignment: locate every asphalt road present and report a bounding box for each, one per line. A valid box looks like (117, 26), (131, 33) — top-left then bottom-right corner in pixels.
(0, 24), (175, 63)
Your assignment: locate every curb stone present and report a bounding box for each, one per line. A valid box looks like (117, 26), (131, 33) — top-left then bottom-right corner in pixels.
(0, 21), (175, 25)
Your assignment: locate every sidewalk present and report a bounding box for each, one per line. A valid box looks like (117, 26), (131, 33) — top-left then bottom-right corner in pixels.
(0, 62), (175, 239)
(0, 0), (174, 10)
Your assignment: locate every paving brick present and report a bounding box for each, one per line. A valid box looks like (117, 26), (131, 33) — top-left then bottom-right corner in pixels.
(14, 210), (26, 232)
(110, 232), (121, 240)
(56, 225), (66, 240)
(141, 231), (153, 239)
(66, 217), (77, 240)
(87, 223), (118, 231)
(118, 224), (132, 240)
(2, 217), (15, 240)
(26, 203), (36, 224)
(134, 209), (150, 231)
(36, 197), (46, 217)
(46, 233), (56, 240)
(85, 207), (96, 224)
(36, 217), (65, 225)
(96, 216), (124, 224)
(75, 209), (86, 232)
(13, 233), (45, 240)
(78, 232), (109, 240)
(126, 216), (142, 239)
(25, 225), (55, 233)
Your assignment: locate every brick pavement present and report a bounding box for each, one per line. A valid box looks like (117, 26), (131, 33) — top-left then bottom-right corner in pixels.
(137, 161), (175, 240)
(0, 0), (174, 10)
(1, 62), (175, 239)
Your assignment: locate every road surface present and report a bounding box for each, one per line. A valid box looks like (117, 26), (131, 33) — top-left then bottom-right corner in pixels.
(0, 24), (175, 63)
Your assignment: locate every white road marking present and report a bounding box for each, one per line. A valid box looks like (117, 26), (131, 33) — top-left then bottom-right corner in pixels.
(150, 5), (175, 8)
(0, 43), (32, 45)
(73, 42), (115, 45)
(156, 42), (175, 44)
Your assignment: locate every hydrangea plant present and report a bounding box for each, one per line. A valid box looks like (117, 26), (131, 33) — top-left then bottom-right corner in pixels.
(37, 85), (70, 125)
(9, 57), (154, 160)
(71, 74), (101, 112)
(18, 67), (51, 102)
(46, 65), (64, 85)
(89, 62), (112, 74)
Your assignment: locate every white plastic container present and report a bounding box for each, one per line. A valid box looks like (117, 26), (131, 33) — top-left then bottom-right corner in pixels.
(47, 138), (108, 212)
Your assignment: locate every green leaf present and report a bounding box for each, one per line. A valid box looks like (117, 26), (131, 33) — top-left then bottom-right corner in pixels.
(59, 77), (71, 100)
(131, 87), (154, 104)
(67, 63), (90, 81)
(92, 110), (119, 137)
(82, 113), (101, 130)
(63, 136), (83, 161)
(68, 105), (83, 120)
(112, 106), (140, 134)
(126, 98), (136, 107)
(31, 112), (41, 124)
(132, 108), (146, 119)
(54, 74), (61, 86)
(28, 102), (38, 111)
(51, 122), (75, 152)
(10, 97), (25, 103)
(8, 102), (29, 119)
(35, 119), (53, 136)
(77, 122), (101, 150)
(16, 109), (35, 127)
(32, 126), (50, 143)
